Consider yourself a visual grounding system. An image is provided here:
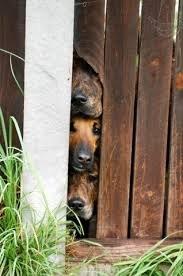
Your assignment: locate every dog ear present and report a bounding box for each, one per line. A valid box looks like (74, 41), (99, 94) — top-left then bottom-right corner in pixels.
(73, 48), (79, 59)
(73, 49), (81, 69)
(92, 71), (102, 86)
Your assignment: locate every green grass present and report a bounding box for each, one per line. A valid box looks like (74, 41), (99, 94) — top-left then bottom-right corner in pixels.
(0, 47), (70, 274)
(0, 48), (24, 95)
(0, 110), (56, 274)
(114, 238), (183, 276)
(0, 48), (87, 275)
(0, 109), (86, 275)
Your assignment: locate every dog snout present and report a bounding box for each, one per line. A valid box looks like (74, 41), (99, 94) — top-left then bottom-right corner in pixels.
(78, 151), (92, 165)
(72, 90), (88, 106)
(73, 149), (93, 171)
(68, 197), (85, 211)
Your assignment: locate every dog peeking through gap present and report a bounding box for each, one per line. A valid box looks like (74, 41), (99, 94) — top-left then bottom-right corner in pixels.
(68, 53), (102, 238)
(68, 160), (98, 221)
(72, 56), (102, 118)
(69, 116), (101, 172)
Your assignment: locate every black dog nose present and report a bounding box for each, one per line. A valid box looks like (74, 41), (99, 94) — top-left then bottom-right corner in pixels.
(68, 198), (85, 211)
(78, 152), (92, 164)
(72, 92), (87, 105)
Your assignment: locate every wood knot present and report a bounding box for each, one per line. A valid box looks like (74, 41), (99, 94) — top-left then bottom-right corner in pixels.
(150, 58), (160, 67)
(175, 72), (183, 90)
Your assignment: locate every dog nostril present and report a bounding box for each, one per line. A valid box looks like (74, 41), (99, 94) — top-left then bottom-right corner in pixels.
(78, 153), (92, 164)
(78, 156), (83, 162)
(72, 93), (87, 105)
(68, 198), (85, 210)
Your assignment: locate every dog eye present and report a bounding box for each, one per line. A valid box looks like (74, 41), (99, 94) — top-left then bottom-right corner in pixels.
(93, 125), (101, 135)
(70, 122), (76, 132)
(88, 175), (98, 183)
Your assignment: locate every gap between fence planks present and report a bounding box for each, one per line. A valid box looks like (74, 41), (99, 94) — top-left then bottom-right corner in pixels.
(97, 0), (139, 239)
(0, 0), (25, 143)
(167, 0), (183, 238)
(74, 0), (105, 237)
(131, 0), (175, 239)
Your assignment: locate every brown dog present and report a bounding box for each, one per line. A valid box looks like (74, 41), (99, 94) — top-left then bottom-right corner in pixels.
(68, 161), (98, 220)
(69, 117), (101, 172)
(71, 58), (102, 118)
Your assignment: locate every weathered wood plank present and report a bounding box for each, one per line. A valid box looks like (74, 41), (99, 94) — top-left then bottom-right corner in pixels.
(74, 0), (105, 82)
(131, 0), (175, 238)
(97, 0), (139, 239)
(167, 0), (183, 237)
(67, 238), (182, 263)
(0, 1), (25, 138)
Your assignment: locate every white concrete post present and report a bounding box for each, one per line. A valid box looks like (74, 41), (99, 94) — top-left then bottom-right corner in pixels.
(22, 1), (74, 221)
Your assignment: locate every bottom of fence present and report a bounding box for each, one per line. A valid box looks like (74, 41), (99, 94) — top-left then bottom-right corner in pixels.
(66, 238), (182, 263)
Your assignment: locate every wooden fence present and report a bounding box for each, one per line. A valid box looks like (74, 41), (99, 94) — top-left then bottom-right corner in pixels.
(0, 1), (25, 145)
(72, 0), (183, 260)
(0, 0), (183, 260)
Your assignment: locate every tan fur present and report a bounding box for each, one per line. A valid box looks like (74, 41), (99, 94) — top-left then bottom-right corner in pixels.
(69, 117), (101, 154)
(68, 161), (98, 220)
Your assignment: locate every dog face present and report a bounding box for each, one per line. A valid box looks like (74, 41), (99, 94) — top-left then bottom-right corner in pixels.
(68, 161), (98, 220)
(69, 117), (101, 172)
(71, 60), (102, 118)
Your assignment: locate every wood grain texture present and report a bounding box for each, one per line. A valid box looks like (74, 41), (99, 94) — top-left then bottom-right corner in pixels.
(0, 0), (25, 142)
(67, 238), (182, 263)
(74, 0), (105, 82)
(131, 0), (175, 238)
(97, 0), (139, 239)
(167, 0), (183, 237)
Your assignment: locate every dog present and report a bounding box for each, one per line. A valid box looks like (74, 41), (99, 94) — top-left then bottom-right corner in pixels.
(71, 58), (102, 118)
(69, 117), (101, 172)
(68, 160), (98, 220)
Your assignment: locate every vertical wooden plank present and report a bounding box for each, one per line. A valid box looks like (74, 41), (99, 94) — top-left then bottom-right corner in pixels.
(0, 1), (25, 135)
(167, 0), (183, 237)
(131, 0), (175, 238)
(74, 0), (105, 82)
(97, 0), (139, 238)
